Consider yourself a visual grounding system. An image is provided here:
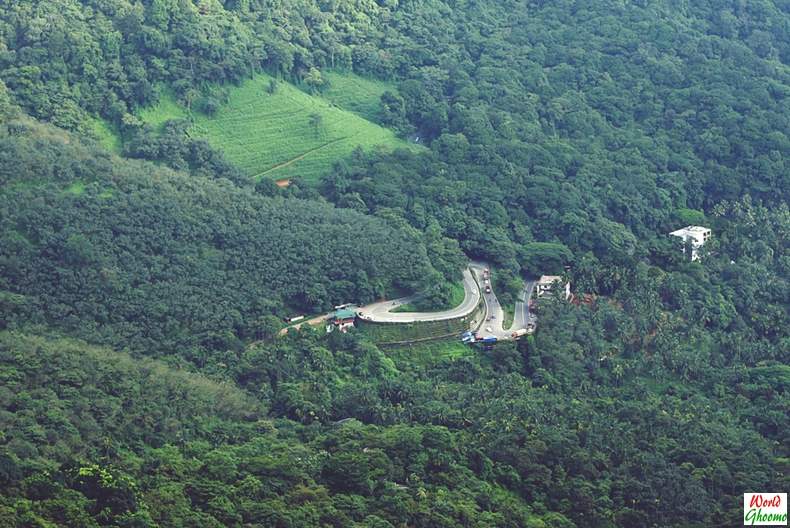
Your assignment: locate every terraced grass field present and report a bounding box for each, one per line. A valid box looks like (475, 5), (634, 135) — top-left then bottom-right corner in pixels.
(321, 71), (396, 122)
(136, 72), (418, 183)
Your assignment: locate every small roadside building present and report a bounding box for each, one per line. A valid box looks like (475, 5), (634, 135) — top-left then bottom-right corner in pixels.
(669, 225), (711, 261)
(327, 308), (357, 333)
(536, 275), (571, 300)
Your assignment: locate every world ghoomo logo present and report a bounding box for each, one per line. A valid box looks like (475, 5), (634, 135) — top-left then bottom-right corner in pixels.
(744, 493), (787, 526)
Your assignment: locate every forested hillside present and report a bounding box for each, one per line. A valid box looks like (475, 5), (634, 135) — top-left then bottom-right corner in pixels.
(0, 0), (788, 527)
(321, 0), (788, 291)
(3, 0), (785, 280)
(1, 0), (787, 196)
(0, 117), (446, 365)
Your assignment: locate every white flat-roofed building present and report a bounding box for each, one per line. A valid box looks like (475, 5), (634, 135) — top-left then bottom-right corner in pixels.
(536, 275), (571, 300)
(670, 226), (711, 261)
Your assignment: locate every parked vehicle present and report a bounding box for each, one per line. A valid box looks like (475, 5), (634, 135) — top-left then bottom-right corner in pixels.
(486, 326), (493, 332)
(485, 286), (491, 293)
(284, 315), (305, 323)
(481, 336), (497, 344)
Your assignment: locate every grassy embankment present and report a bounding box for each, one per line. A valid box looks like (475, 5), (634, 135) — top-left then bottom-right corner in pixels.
(357, 318), (470, 345)
(385, 340), (474, 369)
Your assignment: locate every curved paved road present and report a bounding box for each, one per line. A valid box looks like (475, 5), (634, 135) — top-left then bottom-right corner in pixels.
(511, 280), (537, 332)
(356, 262), (537, 342)
(356, 267), (482, 323)
(472, 266), (537, 341)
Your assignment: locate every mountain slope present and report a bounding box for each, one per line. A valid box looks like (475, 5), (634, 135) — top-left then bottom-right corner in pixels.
(0, 117), (439, 364)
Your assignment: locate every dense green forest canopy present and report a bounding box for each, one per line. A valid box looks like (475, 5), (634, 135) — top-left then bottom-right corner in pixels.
(3, 0), (786, 280)
(0, 0), (788, 526)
